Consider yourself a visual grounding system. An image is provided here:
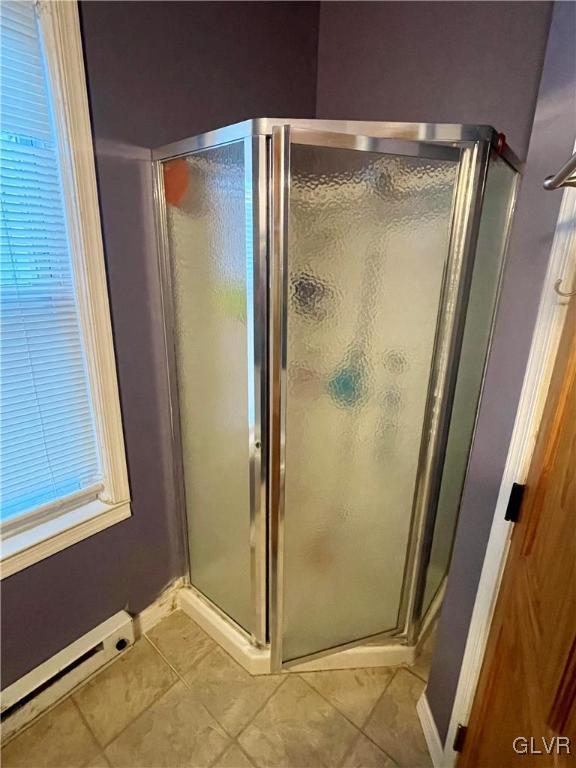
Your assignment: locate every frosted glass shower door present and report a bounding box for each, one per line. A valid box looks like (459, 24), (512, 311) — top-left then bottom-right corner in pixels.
(162, 140), (264, 636)
(272, 129), (463, 665)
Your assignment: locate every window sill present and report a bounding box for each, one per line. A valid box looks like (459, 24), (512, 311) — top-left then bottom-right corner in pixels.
(1, 499), (131, 579)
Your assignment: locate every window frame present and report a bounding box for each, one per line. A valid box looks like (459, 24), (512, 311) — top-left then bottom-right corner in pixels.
(1, 0), (131, 578)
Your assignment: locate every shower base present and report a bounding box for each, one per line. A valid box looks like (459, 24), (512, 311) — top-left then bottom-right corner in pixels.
(178, 586), (440, 676)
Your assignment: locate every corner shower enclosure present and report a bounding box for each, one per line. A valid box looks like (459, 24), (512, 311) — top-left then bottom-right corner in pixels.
(153, 119), (519, 672)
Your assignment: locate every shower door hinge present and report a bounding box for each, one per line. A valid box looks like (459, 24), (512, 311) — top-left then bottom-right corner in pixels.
(504, 482), (526, 523)
(453, 723), (468, 752)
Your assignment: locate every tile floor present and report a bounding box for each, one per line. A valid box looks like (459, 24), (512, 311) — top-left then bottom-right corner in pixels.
(1, 611), (435, 768)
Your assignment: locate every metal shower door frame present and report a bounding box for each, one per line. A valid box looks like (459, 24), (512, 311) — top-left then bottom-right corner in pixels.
(267, 125), (490, 671)
(152, 130), (269, 648)
(152, 118), (521, 671)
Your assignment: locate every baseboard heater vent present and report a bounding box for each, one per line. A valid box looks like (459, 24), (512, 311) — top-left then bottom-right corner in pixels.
(1, 611), (134, 744)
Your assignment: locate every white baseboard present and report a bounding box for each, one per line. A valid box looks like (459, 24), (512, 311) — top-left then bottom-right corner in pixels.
(417, 692), (444, 767)
(133, 577), (184, 637)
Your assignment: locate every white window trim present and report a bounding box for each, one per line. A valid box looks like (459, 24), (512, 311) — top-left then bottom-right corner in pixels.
(1, 0), (131, 579)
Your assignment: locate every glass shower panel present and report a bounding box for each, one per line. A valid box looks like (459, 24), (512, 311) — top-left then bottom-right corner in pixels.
(421, 152), (517, 615)
(163, 142), (252, 632)
(282, 144), (459, 662)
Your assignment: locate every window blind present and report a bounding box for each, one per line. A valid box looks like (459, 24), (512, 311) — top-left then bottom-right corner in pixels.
(1, 0), (101, 523)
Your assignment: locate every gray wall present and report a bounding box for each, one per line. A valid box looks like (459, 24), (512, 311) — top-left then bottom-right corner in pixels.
(426, 1), (576, 742)
(1, 0), (319, 688)
(316, 1), (552, 159)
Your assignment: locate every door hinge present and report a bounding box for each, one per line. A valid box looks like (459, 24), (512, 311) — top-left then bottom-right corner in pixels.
(504, 482), (525, 523)
(453, 723), (468, 752)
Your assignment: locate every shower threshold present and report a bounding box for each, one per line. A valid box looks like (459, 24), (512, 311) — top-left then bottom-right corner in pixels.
(178, 585), (441, 676)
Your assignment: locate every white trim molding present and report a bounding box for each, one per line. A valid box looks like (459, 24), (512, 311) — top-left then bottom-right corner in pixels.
(1, 1), (130, 577)
(36, 0), (130, 503)
(1, 501), (130, 579)
(442, 180), (576, 767)
(418, 692), (444, 768)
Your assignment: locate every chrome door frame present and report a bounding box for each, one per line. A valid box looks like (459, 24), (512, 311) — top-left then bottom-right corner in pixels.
(269, 125), (290, 672)
(152, 118), (522, 174)
(152, 132), (269, 648)
(245, 135), (269, 646)
(401, 140), (491, 643)
(409, 150), (521, 634)
(268, 126), (481, 671)
(152, 118), (521, 670)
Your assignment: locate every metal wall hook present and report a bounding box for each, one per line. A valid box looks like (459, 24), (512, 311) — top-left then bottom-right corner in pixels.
(544, 152), (576, 190)
(554, 278), (576, 298)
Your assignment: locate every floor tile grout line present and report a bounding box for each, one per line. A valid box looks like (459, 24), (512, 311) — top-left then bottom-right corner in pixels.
(146, 639), (249, 743)
(234, 738), (257, 767)
(99, 676), (183, 753)
(205, 736), (257, 768)
(145, 626), (288, 748)
(358, 668), (398, 731)
(359, 668), (432, 768)
(407, 667), (428, 684)
(295, 672), (379, 762)
(69, 695), (108, 760)
(357, 722), (401, 767)
(79, 636), (184, 751)
(140, 634), (242, 743)
(235, 672), (291, 741)
(143, 630), (214, 688)
(296, 668), (394, 733)
(297, 669), (401, 768)
(401, 664), (430, 686)
(146, 611), (290, 742)
(206, 734), (237, 768)
(336, 727), (365, 768)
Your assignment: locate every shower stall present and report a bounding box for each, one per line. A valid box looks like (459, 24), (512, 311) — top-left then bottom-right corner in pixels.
(153, 119), (519, 672)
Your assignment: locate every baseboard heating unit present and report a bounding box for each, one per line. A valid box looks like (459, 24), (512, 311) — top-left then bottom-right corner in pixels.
(0, 611), (134, 743)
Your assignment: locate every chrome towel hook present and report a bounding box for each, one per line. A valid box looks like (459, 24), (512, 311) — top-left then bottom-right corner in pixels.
(544, 152), (576, 190)
(554, 278), (576, 298)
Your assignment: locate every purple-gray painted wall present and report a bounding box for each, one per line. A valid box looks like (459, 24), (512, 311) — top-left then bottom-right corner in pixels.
(316, 1), (552, 159)
(0, 0), (319, 689)
(426, 2), (576, 742)
(2, 6), (569, 740)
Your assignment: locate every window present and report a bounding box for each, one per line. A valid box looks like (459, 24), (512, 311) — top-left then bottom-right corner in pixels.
(0, 1), (130, 576)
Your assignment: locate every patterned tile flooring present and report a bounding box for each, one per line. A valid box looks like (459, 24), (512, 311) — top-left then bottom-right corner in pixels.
(1, 611), (435, 768)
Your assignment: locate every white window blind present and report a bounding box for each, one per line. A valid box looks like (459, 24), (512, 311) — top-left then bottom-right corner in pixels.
(1, 0), (102, 524)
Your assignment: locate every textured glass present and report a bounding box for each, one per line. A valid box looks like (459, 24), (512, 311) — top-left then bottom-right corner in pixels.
(282, 144), (459, 661)
(421, 152), (517, 614)
(164, 142), (252, 632)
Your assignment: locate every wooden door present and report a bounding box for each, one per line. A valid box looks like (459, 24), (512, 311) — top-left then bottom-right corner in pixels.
(459, 295), (576, 767)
